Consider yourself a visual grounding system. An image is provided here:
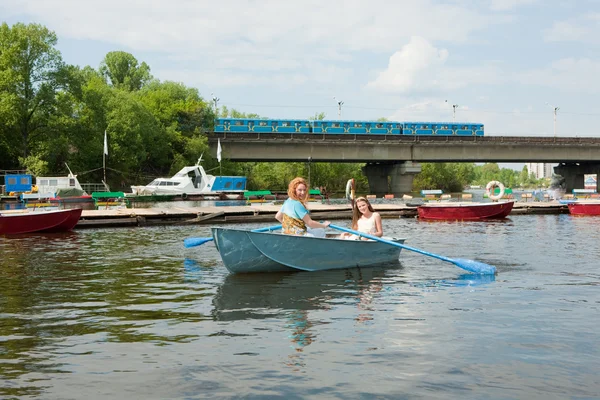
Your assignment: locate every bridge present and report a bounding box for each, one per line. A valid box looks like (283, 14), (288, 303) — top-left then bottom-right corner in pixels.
(210, 133), (600, 195)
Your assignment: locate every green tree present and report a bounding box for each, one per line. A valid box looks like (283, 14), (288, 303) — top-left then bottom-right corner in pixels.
(413, 163), (476, 192)
(99, 51), (152, 91)
(0, 22), (67, 163)
(137, 80), (214, 173)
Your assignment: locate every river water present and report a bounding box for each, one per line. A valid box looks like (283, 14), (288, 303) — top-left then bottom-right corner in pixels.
(1, 214), (598, 399)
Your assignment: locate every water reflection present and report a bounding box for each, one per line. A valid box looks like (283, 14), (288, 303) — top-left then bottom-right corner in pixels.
(211, 267), (391, 322)
(210, 266), (394, 371)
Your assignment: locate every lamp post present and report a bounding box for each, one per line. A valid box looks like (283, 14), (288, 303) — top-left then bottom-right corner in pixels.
(211, 93), (220, 114)
(333, 96), (344, 119)
(545, 102), (559, 137)
(445, 100), (459, 122)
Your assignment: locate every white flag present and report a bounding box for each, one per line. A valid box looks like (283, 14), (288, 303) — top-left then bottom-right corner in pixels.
(103, 130), (108, 156)
(217, 138), (222, 162)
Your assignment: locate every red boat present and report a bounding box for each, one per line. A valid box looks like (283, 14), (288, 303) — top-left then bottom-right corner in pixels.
(0, 208), (83, 235)
(417, 201), (514, 220)
(568, 202), (600, 216)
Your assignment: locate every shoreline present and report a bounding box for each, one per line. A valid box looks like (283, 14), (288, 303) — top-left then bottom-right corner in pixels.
(73, 201), (569, 229)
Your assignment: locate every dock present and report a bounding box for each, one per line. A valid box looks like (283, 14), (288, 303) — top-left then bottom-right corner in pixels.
(75, 201), (570, 229)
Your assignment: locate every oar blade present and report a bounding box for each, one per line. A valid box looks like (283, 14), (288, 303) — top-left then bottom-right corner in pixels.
(183, 237), (213, 248)
(452, 258), (496, 275)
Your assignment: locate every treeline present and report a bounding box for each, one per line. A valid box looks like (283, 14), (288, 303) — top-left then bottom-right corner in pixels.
(0, 22), (543, 193)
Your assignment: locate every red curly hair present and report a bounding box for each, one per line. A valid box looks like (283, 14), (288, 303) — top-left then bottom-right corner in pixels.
(287, 177), (309, 205)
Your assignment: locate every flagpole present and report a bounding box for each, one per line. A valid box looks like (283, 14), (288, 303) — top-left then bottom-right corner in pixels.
(103, 130), (108, 189)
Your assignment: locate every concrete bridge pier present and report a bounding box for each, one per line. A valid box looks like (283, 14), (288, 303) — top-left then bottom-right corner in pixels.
(389, 161), (421, 196)
(554, 162), (600, 192)
(362, 162), (422, 197)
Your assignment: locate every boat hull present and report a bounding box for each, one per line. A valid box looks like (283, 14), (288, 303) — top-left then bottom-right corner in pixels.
(0, 208), (82, 235)
(417, 201), (514, 220)
(568, 202), (600, 216)
(211, 227), (405, 273)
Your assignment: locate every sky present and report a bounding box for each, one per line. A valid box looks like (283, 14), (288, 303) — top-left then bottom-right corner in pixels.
(2, 0), (599, 169)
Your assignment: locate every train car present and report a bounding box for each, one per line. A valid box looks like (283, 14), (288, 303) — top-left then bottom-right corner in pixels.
(215, 118), (482, 136)
(402, 122), (484, 136)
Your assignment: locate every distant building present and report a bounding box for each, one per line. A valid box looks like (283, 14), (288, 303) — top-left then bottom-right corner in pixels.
(526, 163), (554, 179)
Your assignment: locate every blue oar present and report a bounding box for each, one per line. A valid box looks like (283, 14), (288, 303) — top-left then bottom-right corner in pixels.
(183, 224), (282, 248)
(329, 224), (496, 275)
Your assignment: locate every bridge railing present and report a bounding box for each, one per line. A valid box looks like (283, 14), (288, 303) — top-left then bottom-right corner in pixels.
(210, 132), (600, 145)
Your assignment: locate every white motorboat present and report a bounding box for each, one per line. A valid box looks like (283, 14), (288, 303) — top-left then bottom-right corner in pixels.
(130, 157), (247, 198)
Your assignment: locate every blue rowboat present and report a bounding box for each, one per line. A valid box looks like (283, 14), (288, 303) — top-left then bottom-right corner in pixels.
(211, 227), (406, 273)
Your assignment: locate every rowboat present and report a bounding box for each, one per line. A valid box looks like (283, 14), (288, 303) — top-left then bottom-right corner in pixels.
(417, 201), (514, 220)
(568, 201), (600, 216)
(0, 208), (82, 235)
(211, 227), (405, 273)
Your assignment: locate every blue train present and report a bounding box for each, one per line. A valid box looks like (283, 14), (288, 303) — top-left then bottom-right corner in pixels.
(215, 118), (484, 136)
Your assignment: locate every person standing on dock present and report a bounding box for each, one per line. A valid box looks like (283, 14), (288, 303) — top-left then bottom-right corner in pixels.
(276, 177), (330, 236)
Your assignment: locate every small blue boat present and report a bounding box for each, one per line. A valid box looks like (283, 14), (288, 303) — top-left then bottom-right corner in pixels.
(211, 227), (406, 273)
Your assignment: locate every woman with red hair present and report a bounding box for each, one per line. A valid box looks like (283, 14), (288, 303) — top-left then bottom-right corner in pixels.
(275, 177), (331, 235)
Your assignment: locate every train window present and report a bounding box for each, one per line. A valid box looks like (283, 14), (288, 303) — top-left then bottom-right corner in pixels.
(343, 123), (349, 128)
(421, 125), (427, 129)
(224, 121), (230, 126)
(271, 121), (278, 127)
(432, 125), (437, 129)
(462, 125), (467, 129)
(282, 121), (290, 127)
(366, 123), (371, 128)
(332, 122), (340, 128)
(259, 121), (268, 126)
(443, 125), (448, 129)
(376, 123), (383, 128)
(248, 121), (254, 127)
(452, 125), (458, 130)
(234, 120), (244, 126)
(353, 123), (362, 128)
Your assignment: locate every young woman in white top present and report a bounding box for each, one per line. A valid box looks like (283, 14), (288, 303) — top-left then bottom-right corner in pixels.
(341, 196), (383, 240)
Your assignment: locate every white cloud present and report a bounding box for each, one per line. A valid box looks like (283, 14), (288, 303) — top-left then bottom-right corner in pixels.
(366, 37), (505, 94)
(544, 13), (600, 43)
(516, 58), (600, 93)
(366, 37), (449, 93)
(489, 0), (539, 11)
(2, 0), (492, 56)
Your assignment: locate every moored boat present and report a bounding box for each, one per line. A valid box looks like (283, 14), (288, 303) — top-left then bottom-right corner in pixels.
(567, 201), (600, 216)
(211, 227), (405, 273)
(130, 157), (246, 198)
(417, 201), (514, 220)
(0, 208), (82, 235)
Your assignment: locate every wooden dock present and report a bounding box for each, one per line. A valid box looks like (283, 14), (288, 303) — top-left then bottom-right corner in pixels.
(75, 201), (570, 229)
